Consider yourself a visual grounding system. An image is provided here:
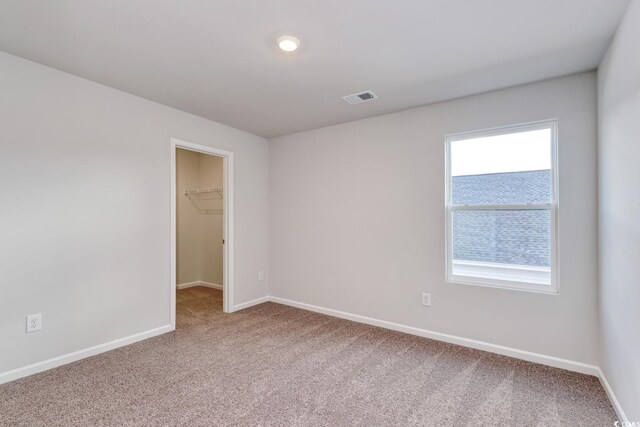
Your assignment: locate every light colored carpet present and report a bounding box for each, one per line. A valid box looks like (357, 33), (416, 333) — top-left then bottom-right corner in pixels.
(0, 287), (617, 426)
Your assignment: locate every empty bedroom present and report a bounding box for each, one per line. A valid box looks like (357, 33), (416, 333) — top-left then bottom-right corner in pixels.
(0, 0), (638, 425)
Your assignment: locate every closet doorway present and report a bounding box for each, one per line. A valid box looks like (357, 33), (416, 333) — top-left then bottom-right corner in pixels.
(170, 138), (234, 330)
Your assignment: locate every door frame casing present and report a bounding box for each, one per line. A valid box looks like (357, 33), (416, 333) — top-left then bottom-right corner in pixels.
(170, 137), (234, 329)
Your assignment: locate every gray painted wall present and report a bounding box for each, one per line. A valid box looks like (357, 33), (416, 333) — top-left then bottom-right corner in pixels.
(598, 0), (640, 419)
(270, 73), (599, 364)
(0, 51), (269, 375)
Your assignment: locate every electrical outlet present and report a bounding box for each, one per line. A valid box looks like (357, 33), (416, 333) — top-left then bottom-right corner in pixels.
(26, 314), (42, 333)
(421, 293), (431, 307)
(258, 271), (264, 281)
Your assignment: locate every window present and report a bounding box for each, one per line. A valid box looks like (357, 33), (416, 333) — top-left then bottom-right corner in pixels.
(445, 121), (558, 293)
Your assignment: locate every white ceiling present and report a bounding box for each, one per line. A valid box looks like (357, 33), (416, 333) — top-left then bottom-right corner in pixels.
(0, 0), (630, 137)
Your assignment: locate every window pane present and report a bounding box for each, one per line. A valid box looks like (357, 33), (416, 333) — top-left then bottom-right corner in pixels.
(451, 209), (551, 285)
(450, 129), (551, 205)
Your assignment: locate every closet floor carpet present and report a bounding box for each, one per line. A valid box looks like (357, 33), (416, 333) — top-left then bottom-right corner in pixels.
(0, 286), (617, 426)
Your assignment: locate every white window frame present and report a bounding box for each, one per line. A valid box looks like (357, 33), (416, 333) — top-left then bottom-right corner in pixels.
(444, 120), (559, 294)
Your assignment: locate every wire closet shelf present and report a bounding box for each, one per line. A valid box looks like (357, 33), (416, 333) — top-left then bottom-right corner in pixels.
(184, 188), (223, 214)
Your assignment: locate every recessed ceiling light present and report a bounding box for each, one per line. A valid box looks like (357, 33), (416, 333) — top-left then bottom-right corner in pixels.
(276, 35), (300, 53)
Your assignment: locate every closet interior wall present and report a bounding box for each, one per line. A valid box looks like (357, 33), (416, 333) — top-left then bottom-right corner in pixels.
(176, 149), (224, 287)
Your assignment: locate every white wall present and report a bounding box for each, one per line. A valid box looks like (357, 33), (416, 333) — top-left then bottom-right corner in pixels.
(598, 0), (640, 420)
(0, 51), (269, 376)
(270, 73), (599, 365)
(176, 149), (224, 285)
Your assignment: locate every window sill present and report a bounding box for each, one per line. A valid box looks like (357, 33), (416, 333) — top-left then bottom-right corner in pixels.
(448, 260), (557, 294)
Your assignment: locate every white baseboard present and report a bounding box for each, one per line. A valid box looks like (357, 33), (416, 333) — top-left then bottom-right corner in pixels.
(598, 368), (628, 422)
(200, 281), (223, 290)
(232, 295), (270, 312)
(0, 324), (172, 385)
(268, 296), (599, 376)
(177, 281), (223, 290)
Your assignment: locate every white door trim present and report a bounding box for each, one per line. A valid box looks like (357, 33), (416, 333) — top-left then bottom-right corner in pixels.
(170, 137), (234, 330)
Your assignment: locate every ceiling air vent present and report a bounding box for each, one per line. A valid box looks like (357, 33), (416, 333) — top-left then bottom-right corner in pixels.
(342, 90), (378, 105)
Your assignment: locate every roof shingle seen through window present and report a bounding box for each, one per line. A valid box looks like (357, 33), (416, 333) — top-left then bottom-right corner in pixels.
(452, 169), (550, 205)
(452, 170), (551, 267)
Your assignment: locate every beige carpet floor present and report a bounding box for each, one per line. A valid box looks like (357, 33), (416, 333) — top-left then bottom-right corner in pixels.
(0, 286), (617, 426)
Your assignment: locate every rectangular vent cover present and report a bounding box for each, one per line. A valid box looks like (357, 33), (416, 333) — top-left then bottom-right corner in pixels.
(342, 90), (378, 105)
